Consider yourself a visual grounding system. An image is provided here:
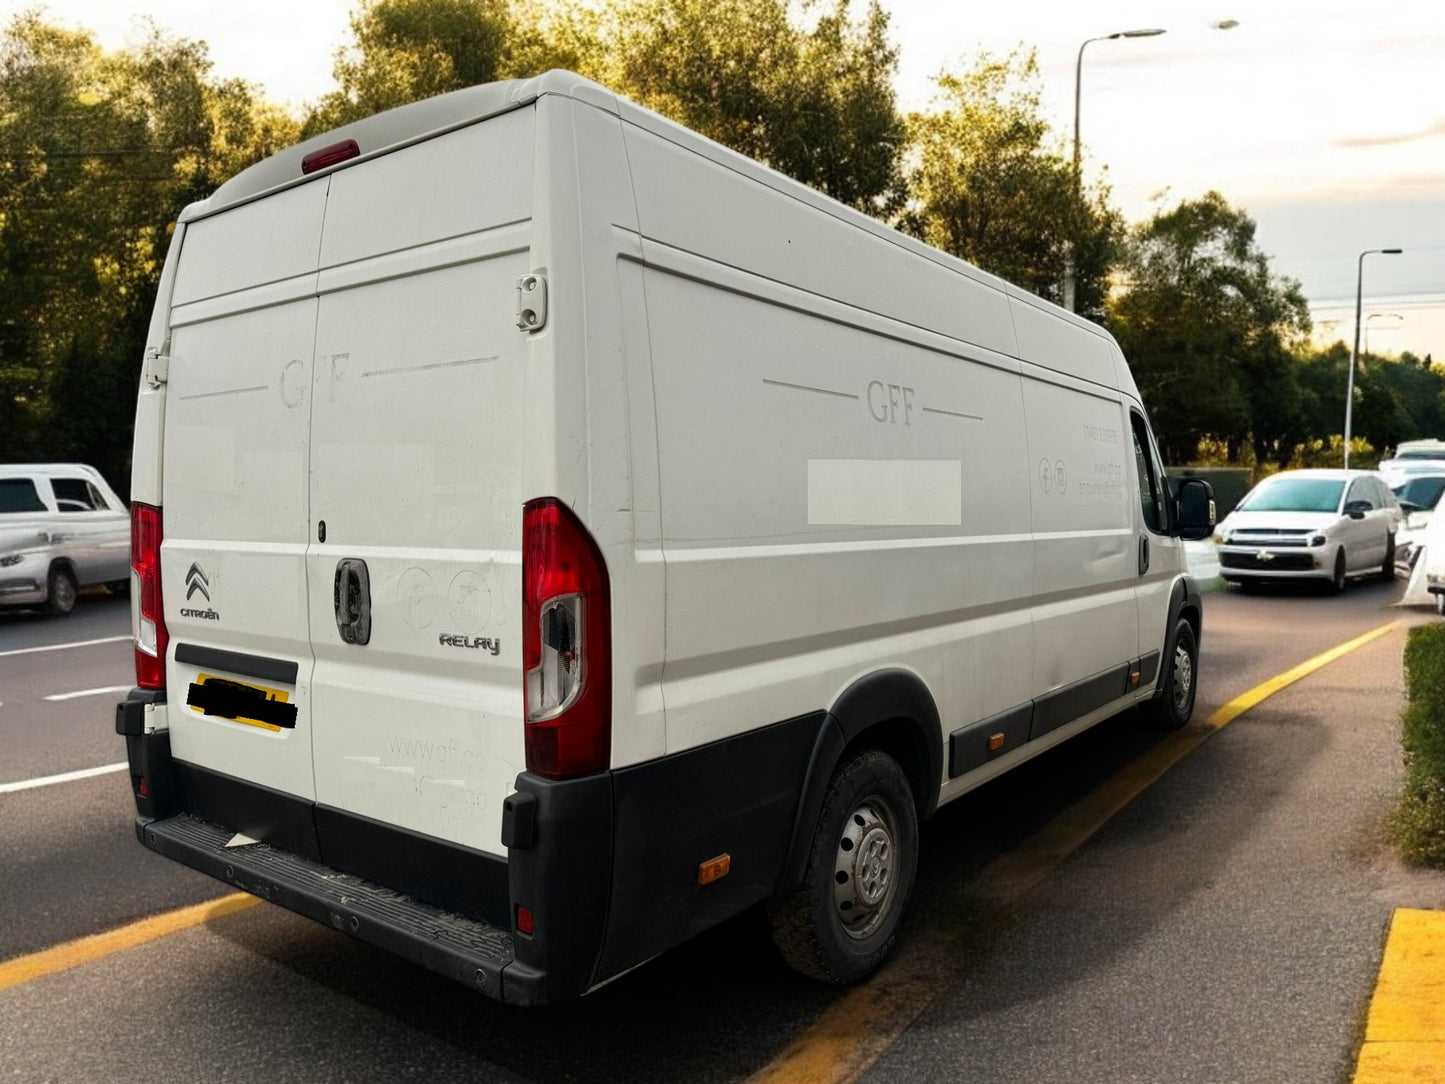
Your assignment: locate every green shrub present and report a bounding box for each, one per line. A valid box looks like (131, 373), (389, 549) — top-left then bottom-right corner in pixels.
(1393, 624), (1445, 866)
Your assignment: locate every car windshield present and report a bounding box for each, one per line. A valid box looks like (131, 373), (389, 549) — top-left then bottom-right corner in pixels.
(1394, 477), (1445, 510)
(1237, 476), (1345, 514)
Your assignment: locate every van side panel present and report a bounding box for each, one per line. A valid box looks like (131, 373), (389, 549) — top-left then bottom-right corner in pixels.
(162, 185), (326, 802)
(623, 123), (1036, 768)
(306, 114), (535, 856)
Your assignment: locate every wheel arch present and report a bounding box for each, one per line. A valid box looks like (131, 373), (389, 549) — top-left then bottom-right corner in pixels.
(1154, 575), (1202, 701)
(779, 668), (942, 892)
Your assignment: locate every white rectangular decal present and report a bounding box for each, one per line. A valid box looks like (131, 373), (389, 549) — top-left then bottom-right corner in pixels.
(807, 459), (962, 526)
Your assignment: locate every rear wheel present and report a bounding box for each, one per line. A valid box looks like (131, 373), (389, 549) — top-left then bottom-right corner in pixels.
(45, 566), (77, 616)
(1379, 535), (1396, 582)
(1147, 618), (1198, 730)
(768, 749), (918, 985)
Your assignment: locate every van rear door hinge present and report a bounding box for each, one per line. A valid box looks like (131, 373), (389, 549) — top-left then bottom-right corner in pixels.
(143, 348), (170, 388)
(515, 273), (547, 332)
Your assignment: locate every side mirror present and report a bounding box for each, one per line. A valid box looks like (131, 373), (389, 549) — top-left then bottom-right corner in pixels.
(1399, 500), (1421, 515)
(1175, 478), (1215, 541)
(1344, 500), (1370, 519)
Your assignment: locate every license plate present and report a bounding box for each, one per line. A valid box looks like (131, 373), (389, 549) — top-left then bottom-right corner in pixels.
(187, 674), (296, 731)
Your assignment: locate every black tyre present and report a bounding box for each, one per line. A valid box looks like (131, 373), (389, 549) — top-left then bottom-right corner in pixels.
(1329, 550), (1347, 594)
(1147, 618), (1198, 730)
(45, 566), (77, 616)
(1379, 535), (1396, 582)
(768, 749), (918, 985)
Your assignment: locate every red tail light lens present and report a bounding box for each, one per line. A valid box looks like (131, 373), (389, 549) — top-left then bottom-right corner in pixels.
(131, 503), (168, 690)
(301, 139), (360, 174)
(522, 498), (611, 779)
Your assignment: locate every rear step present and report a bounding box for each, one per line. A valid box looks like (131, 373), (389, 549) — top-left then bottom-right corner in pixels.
(140, 813), (543, 1004)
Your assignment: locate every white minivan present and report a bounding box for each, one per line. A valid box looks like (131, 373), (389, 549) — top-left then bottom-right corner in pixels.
(116, 72), (1214, 1005)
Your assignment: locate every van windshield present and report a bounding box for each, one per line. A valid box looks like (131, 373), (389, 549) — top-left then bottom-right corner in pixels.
(1238, 477), (1344, 514)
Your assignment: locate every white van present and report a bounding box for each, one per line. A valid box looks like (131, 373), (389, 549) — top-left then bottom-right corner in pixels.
(116, 71), (1214, 1005)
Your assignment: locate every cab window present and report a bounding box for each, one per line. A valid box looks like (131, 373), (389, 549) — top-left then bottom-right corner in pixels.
(51, 478), (109, 512)
(1129, 413), (1168, 533)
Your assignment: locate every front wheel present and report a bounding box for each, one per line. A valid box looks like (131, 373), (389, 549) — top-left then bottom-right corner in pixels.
(45, 566), (77, 616)
(1147, 618), (1198, 731)
(768, 749), (918, 985)
(1329, 550), (1347, 594)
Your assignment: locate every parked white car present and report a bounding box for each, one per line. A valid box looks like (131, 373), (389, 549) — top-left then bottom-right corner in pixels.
(1215, 469), (1400, 592)
(1392, 473), (1445, 573)
(0, 464), (130, 615)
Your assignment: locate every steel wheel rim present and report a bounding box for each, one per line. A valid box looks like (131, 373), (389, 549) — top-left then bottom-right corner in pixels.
(833, 795), (900, 940)
(1172, 643), (1193, 712)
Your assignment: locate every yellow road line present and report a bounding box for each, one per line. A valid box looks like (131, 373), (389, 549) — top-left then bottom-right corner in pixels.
(749, 618), (1406, 1084)
(1354, 909), (1445, 1082)
(0, 893), (259, 993)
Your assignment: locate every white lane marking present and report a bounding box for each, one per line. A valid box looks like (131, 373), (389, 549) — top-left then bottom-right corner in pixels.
(0, 635), (130, 659)
(42, 684), (132, 702)
(0, 762), (127, 794)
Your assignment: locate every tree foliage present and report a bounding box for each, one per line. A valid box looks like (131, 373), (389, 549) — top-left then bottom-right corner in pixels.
(0, 15), (298, 488)
(305, 0), (907, 214)
(904, 49), (1121, 312)
(1108, 192), (1310, 465)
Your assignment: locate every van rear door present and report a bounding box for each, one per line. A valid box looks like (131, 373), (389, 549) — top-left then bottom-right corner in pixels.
(304, 113), (535, 858)
(162, 182), (326, 803)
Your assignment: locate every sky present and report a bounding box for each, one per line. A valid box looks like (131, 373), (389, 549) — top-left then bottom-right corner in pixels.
(6, 0), (1444, 358)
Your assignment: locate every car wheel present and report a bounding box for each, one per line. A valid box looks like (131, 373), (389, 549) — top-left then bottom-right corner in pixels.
(768, 749), (918, 985)
(1379, 535), (1397, 582)
(45, 566), (78, 616)
(1437, 592), (1445, 617)
(1329, 550), (1347, 594)
(1147, 618), (1198, 731)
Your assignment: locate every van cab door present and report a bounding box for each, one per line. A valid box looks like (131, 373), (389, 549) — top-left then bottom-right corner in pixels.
(1129, 409), (1184, 695)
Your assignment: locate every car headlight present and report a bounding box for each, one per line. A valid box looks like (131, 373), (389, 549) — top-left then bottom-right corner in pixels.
(1310, 535), (1327, 547)
(0, 554), (22, 568)
(1213, 531), (1229, 546)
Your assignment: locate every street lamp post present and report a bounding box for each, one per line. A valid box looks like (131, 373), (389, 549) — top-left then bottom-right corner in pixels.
(1065, 28), (1165, 314)
(1343, 248), (1403, 469)
(1065, 20), (1238, 314)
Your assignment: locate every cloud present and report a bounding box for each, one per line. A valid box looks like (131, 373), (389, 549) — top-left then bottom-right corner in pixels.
(1337, 118), (1445, 149)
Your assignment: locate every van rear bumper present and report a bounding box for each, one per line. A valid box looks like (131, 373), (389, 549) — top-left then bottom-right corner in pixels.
(138, 811), (546, 1004)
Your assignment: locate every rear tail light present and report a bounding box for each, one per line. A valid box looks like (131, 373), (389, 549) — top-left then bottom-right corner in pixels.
(522, 498), (611, 779)
(131, 503), (168, 690)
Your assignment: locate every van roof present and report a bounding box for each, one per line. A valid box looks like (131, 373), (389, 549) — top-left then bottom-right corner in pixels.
(187, 71), (617, 221)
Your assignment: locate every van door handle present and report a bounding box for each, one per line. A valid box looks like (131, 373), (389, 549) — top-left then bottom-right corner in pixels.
(333, 558), (372, 645)
(1138, 534), (1150, 576)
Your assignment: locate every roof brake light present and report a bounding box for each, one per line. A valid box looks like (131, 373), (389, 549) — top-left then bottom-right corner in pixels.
(301, 139), (360, 175)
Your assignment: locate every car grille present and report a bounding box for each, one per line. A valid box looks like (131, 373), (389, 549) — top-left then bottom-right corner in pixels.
(1226, 529), (1312, 548)
(1220, 551), (1316, 572)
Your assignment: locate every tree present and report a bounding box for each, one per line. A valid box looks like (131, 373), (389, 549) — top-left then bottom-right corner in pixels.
(0, 15), (298, 489)
(304, 0), (518, 136)
(904, 48), (1121, 312)
(305, 0), (908, 216)
(610, 0), (906, 213)
(1108, 192), (1310, 465)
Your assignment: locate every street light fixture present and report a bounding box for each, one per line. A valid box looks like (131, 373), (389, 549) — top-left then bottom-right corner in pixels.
(1343, 248), (1403, 469)
(1066, 28), (1165, 313)
(1065, 20), (1239, 313)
